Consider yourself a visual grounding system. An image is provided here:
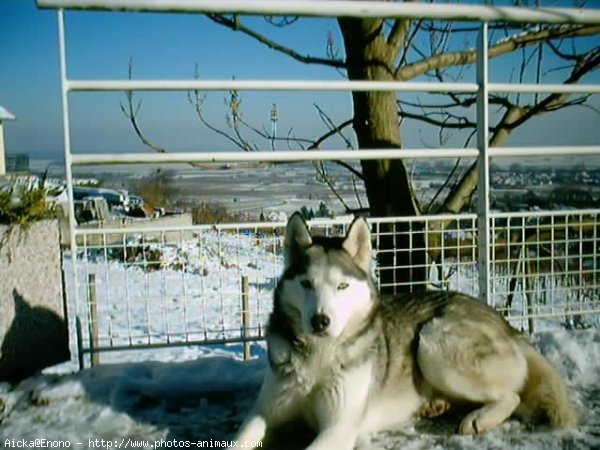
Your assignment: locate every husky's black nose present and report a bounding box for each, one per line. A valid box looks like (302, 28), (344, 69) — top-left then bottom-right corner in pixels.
(311, 313), (331, 334)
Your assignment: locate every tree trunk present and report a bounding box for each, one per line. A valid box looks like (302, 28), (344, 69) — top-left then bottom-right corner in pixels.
(339, 18), (427, 294)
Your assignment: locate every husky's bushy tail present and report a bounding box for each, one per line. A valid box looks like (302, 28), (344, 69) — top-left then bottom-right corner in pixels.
(519, 341), (578, 428)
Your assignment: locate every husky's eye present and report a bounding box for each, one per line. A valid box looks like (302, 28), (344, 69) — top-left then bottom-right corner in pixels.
(337, 282), (349, 291)
(300, 280), (313, 290)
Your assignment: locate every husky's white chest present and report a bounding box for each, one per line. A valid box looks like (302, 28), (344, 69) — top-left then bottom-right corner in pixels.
(287, 342), (344, 390)
(263, 340), (352, 428)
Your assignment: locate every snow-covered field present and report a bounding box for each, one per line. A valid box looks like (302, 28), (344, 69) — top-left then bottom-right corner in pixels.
(1, 230), (599, 449)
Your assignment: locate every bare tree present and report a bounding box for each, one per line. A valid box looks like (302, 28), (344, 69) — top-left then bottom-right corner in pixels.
(123, 2), (600, 294)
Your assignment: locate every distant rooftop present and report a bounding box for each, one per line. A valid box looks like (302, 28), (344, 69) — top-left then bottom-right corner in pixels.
(0, 106), (16, 121)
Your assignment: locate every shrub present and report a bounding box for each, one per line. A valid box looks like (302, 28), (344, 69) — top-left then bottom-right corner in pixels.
(192, 203), (244, 224)
(0, 173), (60, 226)
(134, 168), (179, 209)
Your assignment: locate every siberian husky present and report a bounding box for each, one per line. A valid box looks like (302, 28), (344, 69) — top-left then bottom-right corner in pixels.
(231, 213), (577, 450)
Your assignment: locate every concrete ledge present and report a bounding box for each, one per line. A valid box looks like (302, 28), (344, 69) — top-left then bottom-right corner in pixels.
(59, 213), (193, 247)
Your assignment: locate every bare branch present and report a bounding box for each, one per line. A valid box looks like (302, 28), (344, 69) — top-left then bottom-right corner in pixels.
(189, 62), (360, 178)
(440, 49), (599, 216)
(313, 104), (353, 149)
(579, 101), (600, 116)
(505, 48), (600, 131)
(188, 84), (254, 152)
(326, 29), (347, 78)
(207, 14), (345, 69)
(396, 25), (600, 81)
(547, 39), (588, 62)
(534, 36), (543, 104)
(264, 16), (298, 27)
(309, 103), (364, 211)
(312, 161), (353, 212)
(399, 109), (478, 129)
(224, 88), (260, 151)
(418, 23), (523, 34)
(387, 17), (411, 53)
(307, 119), (354, 151)
(351, 173), (364, 210)
(122, 61), (236, 170)
(398, 94), (513, 110)
(120, 60), (167, 154)
(237, 116), (315, 148)
(308, 105), (363, 181)
(427, 157), (464, 213)
(397, 19), (423, 68)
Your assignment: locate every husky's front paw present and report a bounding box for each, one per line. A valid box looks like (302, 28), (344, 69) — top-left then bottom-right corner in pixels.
(459, 410), (486, 435)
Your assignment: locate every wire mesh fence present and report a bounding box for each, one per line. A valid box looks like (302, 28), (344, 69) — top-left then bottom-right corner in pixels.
(65, 210), (600, 364)
(490, 210), (600, 328)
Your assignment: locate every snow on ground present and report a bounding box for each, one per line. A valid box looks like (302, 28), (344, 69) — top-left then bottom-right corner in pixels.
(1, 329), (599, 449)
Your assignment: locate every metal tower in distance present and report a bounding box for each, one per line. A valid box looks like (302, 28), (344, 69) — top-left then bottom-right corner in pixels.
(270, 103), (278, 151)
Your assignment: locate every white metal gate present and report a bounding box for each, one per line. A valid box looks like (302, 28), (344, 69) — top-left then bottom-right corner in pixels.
(37, 0), (600, 366)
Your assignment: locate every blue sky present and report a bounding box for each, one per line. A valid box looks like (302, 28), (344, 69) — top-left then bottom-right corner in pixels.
(1, 0), (599, 164)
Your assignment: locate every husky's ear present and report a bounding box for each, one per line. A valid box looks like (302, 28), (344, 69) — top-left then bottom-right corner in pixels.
(284, 212), (312, 269)
(342, 217), (372, 274)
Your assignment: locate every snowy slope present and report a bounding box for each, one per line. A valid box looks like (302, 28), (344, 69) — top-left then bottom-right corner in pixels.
(1, 328), (599, 449)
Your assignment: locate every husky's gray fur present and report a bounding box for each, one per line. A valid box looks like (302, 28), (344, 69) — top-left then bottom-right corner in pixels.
(230, 213), (577, 450)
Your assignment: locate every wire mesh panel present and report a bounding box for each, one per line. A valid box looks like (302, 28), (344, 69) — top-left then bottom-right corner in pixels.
(370, 215), (479, 294)
(490, 210), (600, 330)
(69, 224), (285, 359)
(66, 211), (599, 363)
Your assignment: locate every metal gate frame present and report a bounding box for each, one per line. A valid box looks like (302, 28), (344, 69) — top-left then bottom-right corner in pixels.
(37, 0), (600, 366)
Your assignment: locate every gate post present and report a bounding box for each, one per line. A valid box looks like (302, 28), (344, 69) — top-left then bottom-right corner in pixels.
(476, 22), (491, 305)
(241, 275), (251, 360)
(88, 273), (100, 366)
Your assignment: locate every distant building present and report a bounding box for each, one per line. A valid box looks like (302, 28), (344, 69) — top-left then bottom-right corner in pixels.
(0, 106), (16, 176)
(6, 153), (29, 173)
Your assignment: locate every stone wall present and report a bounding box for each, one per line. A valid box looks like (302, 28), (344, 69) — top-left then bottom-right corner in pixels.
(0, 219), (69, 382)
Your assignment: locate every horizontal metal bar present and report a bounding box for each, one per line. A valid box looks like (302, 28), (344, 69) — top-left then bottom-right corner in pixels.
(503, 308), (600, 322)
(491, 208), (600, 219)
(489, 83), (600, 94)
(489, 145), (600, 157)
(37, 0), (600, 25)
(342, 213), (478, 226)
(67, 79), (479, 93)
(75, 224), (280, 236)
(81, 334), (265, 354)
(70, 80), (600, 94)
(74, 212), (480, 236)
(70, 148), (480, 165)
(70, 145), (600, 165)
(74, 208), (599, 236)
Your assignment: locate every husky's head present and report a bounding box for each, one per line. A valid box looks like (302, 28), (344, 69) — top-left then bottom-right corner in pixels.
(274, 212), (375, 339)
